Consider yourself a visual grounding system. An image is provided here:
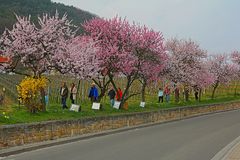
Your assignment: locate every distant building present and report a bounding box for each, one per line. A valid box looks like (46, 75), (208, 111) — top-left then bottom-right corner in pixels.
(0, 50), (9, 63)
(0, 56), (9, 63)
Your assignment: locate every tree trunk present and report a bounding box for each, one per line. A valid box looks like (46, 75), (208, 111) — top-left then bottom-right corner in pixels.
(234, 82), (238, 97)
(199, 89), (202, 102)
(212, 87), (217, 99)
(120, 81), (131, 108)
(98, 87), (106, 102)
(92, 76), (111, 102)
(109, 73), (138, 109)
(40, 87), (46, 112)
(121, 75), (139, 108)
(174, 88), (180, 103)
(110, 75), (131, 109)
(184, 86), (189, 102)
(108, 74), (118, 93)
(211, 82), (219, 99)
(141, 80), (147, 102)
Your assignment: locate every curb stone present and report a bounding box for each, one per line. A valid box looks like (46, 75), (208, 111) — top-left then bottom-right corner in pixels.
(211, 135), (240, 160)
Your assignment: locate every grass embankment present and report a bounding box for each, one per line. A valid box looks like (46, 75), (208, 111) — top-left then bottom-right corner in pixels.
(0, 95), (239, 125)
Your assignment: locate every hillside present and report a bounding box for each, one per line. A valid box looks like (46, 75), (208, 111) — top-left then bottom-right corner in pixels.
(0, 0), (97, 34)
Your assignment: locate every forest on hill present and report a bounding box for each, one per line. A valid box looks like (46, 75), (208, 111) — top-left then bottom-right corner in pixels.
(0, 0), (97, 34)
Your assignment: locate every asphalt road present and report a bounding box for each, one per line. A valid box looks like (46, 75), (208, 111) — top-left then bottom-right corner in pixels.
(3, 110), (240, 160)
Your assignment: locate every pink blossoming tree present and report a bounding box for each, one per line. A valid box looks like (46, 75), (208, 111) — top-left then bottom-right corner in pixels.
(68, 36), (100, 79)
(83, 17), (166, 106)
(231, 51), (240, 65)
(165, 38), (207, 101)
(132, 26), (167, 103)
(0, 11), (77, 111)
(67, 35), (110, 101)
(230, 51), (240, 95)
(191, 62), (215, 101)
(207, 54), (237, 99)
(0, 11), (77, 77)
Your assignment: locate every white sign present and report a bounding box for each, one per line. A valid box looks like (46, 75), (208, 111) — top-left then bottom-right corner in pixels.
(92, 103), (101, 110)
(113, 101), (121, 109)
(140, 102), (145, 108)
(70, 104), (81, 112)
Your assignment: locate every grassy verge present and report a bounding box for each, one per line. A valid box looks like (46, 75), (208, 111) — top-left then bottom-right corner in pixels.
(0, 96), (240, 125)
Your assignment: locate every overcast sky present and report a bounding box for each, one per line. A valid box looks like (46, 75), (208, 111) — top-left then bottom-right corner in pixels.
(53, 0), (240, 54)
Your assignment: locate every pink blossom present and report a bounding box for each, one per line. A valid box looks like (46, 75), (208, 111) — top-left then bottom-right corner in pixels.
(208, 54), (237, 85)
(165, 38), (207, 87)
(67, 36), (101, 79)
(83, 17), (166, 103)
(0, 11), (77, 77)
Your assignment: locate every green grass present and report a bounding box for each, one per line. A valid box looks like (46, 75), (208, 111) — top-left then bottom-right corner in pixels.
(1, 95), (239, 125)
(1, 74), (240, 125)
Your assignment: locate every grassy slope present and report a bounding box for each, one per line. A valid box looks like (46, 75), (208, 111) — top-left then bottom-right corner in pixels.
(1, 95), (239, 125)
(1, 74), (240, 125)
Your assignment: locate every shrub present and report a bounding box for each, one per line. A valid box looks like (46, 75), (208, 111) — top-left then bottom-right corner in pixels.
(17, 77), (47, 113)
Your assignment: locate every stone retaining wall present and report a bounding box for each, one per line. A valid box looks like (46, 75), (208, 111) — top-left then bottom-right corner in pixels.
(1, 102), (240, 149)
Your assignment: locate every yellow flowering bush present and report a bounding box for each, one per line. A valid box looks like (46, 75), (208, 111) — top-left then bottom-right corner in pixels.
(0, 112), (10, 123)
(1, 112), (9, 119)
(17, 77), (47, 113)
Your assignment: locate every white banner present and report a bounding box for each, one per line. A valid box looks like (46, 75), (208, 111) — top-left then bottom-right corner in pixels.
(70, 104), (81, 112)
(92, 103), (101, 110)
(113, 101), (121, 109)
(140, 102), (145, 108)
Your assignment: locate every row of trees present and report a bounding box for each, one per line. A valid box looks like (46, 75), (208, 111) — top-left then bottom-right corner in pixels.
(0, 11), (239, 111)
